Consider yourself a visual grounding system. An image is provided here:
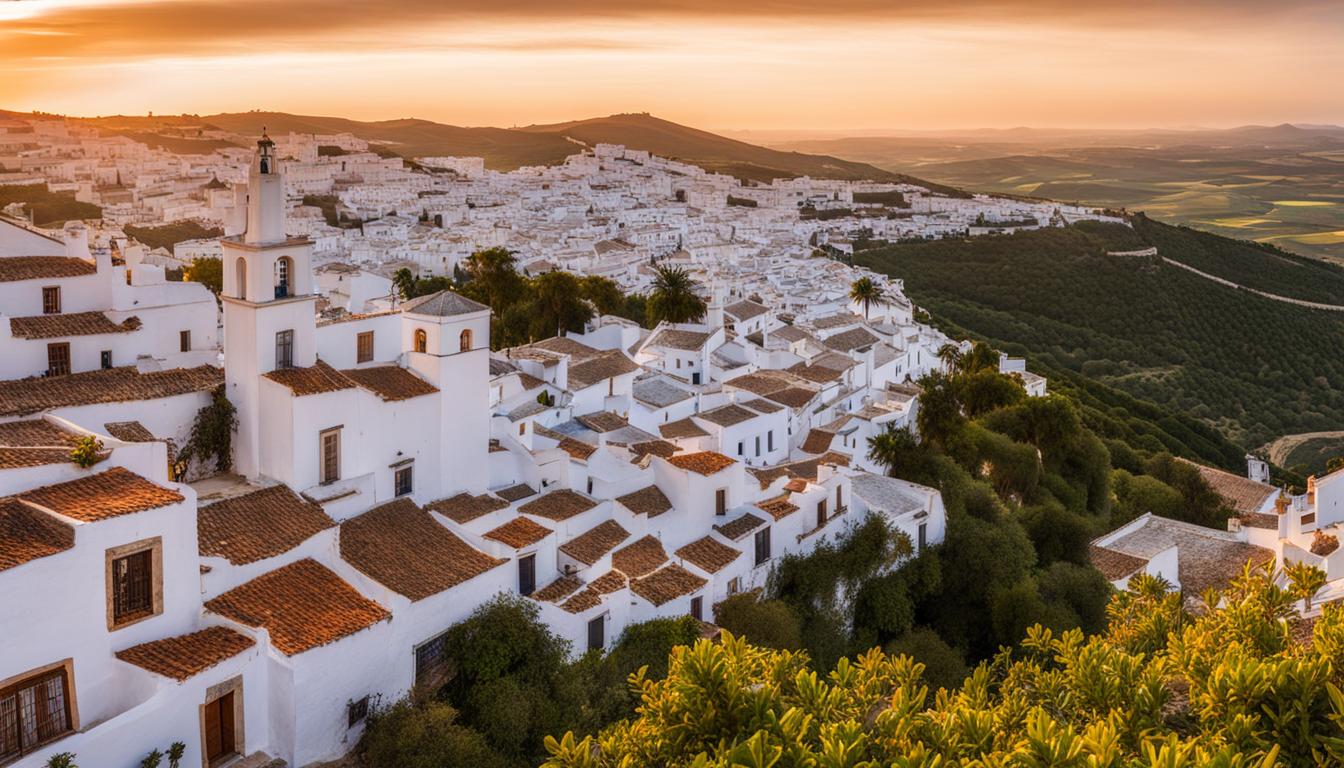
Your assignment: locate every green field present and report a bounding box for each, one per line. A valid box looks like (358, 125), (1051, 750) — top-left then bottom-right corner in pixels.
(1283, 436), (1344, 476)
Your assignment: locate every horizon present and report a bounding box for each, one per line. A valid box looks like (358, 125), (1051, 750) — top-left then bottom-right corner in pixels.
(3, 0), (1342, 131)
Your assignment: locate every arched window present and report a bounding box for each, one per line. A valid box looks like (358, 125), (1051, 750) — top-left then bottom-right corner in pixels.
(235, 257), (247, 299)
(459, 329), (472, 353)
(414, 329), (428, 354)
(273, 257), (292, 300)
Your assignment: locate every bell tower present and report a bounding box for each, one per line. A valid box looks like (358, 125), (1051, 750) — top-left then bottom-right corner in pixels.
(221, 132), (318, 479)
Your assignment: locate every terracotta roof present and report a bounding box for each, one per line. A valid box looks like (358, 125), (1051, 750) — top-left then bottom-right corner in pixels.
(198, 485), (335, 565)
(788, 363), (844, 385)
(557, 437), (597, 461)
(782, 452), (851, 483)
(676, 536), (741, 574)
(575, 411), (630, 433)
(114, 626), (254, 681)
(10, 311), (140, 340)
(629, 440), (679, 462)
(590, 570), (627, 594)
(340, 498), (506, 601)
(757, 495), (799, 520)
(724, 372), (787, 396)
(1176, 459), (1277, 515)
(0, 365), (222, 418)
(740, 398), (785, 414)
(263, 360), (357, 397)
(532, 574), (584, 603)
(483, 516), (553, 549)
(495, 483), (537, 502)
(559, 588), (602, 614)
(20, 467), (182, 522)
(612, 535), (669, 578)
(649, 328), (713, 351)
(518, 489), (597, 521)
(764, 387), (818, 409)
(102, 421), (157, 443)
(660, 418), (710, 440)
(0, 419), (80, 469)
(823, 327), (880, 352)
(800, 429), (836, 454)
(696, 404), (757, 428)
(568, 350), (640, 391)
(616, 485), (673, 517)
(1240, 512), (1279, 530)
(205, 559), (390, 655)
(341, 365), (439, 401)
(667, 451), (737, 476)
(725, 300), (768, 322)
(402, 289), (489, 317)
(784, 478), (810, 493)
(0, 497), (74, 571)
(714, 512), (768, 541)
(631, 564), (707, 606)
(528, 337), (601, 361)
(427, 492), (509, 524)
(0, 256), (97, 283)
(559, 520), (630, 565)
(1088, 544), (1147, 581)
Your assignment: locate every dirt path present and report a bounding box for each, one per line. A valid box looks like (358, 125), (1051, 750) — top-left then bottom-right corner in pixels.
(1261, 431), (1344, 466)
(1161, 257), (1344, 311)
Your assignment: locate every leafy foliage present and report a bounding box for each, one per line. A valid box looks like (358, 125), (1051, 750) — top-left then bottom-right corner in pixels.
(178, 385), (238, 474)
(0, 184), (101, 226)
(544, 568), (1344, 767)
(68, 435), (104, 468)
(181, 256), (222, 295)
(124, 221), (222, 252)
(647, 265), (707, 326)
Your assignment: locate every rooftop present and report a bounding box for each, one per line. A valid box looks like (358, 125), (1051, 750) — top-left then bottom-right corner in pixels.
(667, 451), (737, 476)
(675, 536), (741, 574)
(205, 558), (390, 655)
(0, 497), (74, 571)
(631, 564), (707, 606)
(114, 626), (254, 681)
(559, 519), (631, 565)
(0, 365), (222, 418)
(340, 365), (439, 401)
(518, 488), (598, 521)
(402, 289), (489, 317)
(483, 516), (553, 549)
(20, 466), (183, 522)
(426, 492), (509, 524)
(197, 484), (335, 565)
(10, 311), (141, 340)
(611, 535), (669, 578)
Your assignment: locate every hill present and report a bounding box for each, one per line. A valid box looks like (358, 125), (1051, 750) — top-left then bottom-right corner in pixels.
(771, 126), (1344, 262)
(855, 220), (1344, 448)
(53, 110), (932, 185)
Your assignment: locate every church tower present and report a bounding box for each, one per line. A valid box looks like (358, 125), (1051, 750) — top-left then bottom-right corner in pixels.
(221, 133), (318, 479)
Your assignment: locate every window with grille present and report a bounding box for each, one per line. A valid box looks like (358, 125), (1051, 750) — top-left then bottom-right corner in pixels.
(413, 329), (427, 353)
(414, 633), (450, 689)
(356, 331), (374, 363)
(347, 696), (369, 728)
(0, 667), (72, 761)
(320, 428), (341, 485)
(111, 549), (153, 624)
(394, 466), (413, 497)
(46, 343), (70, 377)
(275, 329), (294, 370)
(41, 286), (60, 315)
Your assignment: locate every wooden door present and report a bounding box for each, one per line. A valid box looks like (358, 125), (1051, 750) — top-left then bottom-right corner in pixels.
(204, 691), (235, 763)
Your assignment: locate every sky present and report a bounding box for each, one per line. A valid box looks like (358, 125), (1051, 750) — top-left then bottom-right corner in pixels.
(2, 0), (1342, 132)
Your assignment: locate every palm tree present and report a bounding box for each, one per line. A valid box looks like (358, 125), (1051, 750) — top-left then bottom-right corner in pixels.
(937, 343), (963, 372)
(647, 265), (706, 326)
(867, 424), (920, 477)
(849, 277), (883, 320)
(392, 267), (416, 301)
(1285, 561), (1328, 612)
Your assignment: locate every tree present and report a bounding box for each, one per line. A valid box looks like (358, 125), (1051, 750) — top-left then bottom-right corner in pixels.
(182, 256), (222, 295)
(393, 267), (416, 301)
(463, 247), (527, 312)
(578, 275), (625, 316)
(358, 698), (508, 768)
(936, 342), (962, 371)
(646, 265), (706, 325)
(712, 593), (803, 651)
(1285, 560), (1328, 612)
(914, 371), (963, 450)
(530, 271), (594, 338)
(848, 276), (883, 319)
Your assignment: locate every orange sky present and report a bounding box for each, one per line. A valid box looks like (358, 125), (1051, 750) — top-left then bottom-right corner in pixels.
(2, 0), (1341, 131)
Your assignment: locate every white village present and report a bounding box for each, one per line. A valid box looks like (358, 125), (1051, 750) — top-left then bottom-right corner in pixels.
(0, 121), (1340, 768)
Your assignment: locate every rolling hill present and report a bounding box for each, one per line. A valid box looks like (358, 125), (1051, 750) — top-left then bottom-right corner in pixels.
(51, 110), (932, 185)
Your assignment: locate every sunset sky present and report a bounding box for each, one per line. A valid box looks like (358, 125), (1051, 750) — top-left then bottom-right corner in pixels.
(2, 0), (1342, 131)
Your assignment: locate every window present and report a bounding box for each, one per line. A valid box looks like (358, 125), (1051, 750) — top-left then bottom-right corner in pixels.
(347, 696), (369, 728)
(275, 329), (294, 370)
(394, 466), (413, 497)
(754, 527), (771, 566)
(320, 428), (341, 485)
(675, 359), (681, 369)
(234, 258), (247, 299)
(816, 500), (827, 529)
(274, 256), (291, 299)
(715, 488), (727, 516)
(46, 343), (70, 377)
(587, 615), (605, 652)
(518, 422), (526, 436)
(736, 441), (744, 456)
(692, 373), (701, 385)
(109, 547), (156, 628)
(690, 596), (703, 622)
(459, 329), (472, 353)
(179, 330), (191, 352)
(41, 286), (60, 315)
(767, 431), (774, 452)
(754, 436), (761, 457)
(727, 576), (741, 595)
(518, 554), (536, 596)
(586, 478), (594, 494)
(918, 522), (927, 552)
(414, 632), (449, 689)
(100, 350), (112, 369)
(413, 328), (428, 354)
(356, 331), (374, 363)
(0, 665), (73, 760)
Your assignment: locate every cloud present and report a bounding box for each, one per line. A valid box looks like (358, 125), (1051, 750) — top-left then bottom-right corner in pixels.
(2, 0), (1336, 62)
